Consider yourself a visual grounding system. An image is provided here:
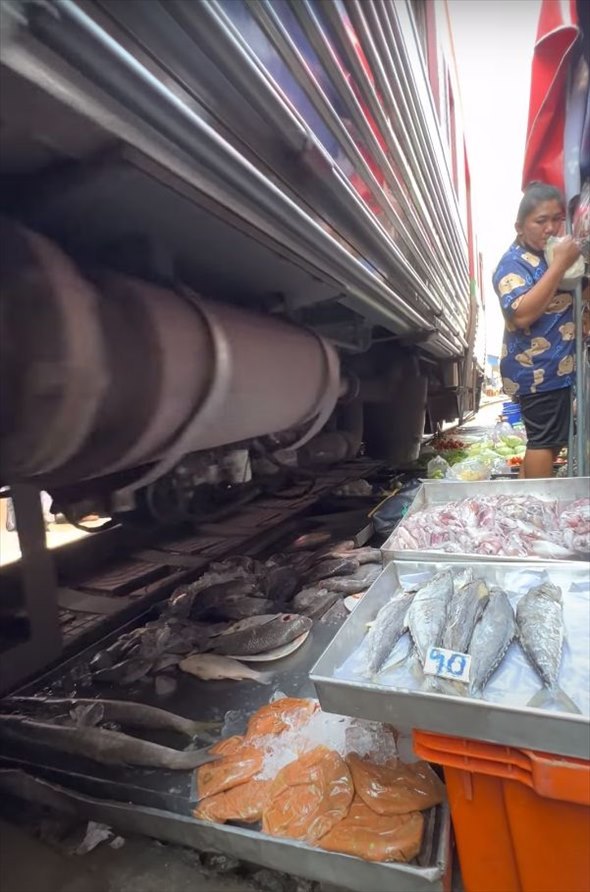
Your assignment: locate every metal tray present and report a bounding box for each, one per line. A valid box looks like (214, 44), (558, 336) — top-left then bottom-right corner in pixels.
(0, 613), (451, 891)
(381, 477), (590, 564)
(0, 770), (451, 892)
(311, 560), (590, 760)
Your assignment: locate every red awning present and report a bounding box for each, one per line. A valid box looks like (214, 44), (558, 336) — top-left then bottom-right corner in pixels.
(522, 0), (581, 191)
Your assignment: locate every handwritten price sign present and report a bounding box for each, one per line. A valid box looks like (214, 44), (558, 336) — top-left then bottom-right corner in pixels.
(424, 646), (471, 684)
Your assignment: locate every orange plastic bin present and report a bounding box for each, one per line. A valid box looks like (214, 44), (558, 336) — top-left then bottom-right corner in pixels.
(414, 731), (590, 892)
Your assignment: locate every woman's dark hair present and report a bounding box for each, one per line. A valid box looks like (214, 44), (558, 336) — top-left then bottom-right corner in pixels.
(516, 181), (564, 225)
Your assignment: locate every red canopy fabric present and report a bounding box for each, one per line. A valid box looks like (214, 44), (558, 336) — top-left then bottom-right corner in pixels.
(522, 0), (581, 192)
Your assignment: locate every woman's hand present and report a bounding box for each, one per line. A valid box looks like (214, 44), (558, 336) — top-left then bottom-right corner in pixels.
(549, 235), (581, 271)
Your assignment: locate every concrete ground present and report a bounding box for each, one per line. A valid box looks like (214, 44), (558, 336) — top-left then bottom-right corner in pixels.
(0, 815), (323, 892)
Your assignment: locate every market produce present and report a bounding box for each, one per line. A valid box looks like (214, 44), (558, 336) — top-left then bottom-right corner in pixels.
(194, 698), (443, 864)
(84, 538), (382, 689)
(2, 696), (219, 739)
(442, 574), (489, 653)
(389, 495), (590, 558)
(0, 714), (219, 770)
(347, 754), (445, 815)
(198, 736), (265, 798)
(292, 586), (340, 620)
(405, 570), (454, 667)
(246, 697), (319, 737)
(468, 588), (517, 696)
(194, 778), (272, 824)
(262, 746), (354, 843)
(208, 614), (312, 657)
(350, 566), (585, 716)
(319, 798), (424, 862)
(516, 582), (580, 713)
(363, 590), (415, 676)
(179, 654), (273, 684)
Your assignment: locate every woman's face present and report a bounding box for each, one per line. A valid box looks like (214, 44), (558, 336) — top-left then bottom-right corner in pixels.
(516, 199), (565, 251)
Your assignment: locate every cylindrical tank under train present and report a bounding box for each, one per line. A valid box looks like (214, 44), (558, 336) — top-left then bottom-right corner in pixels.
(0, 221), (342, 512)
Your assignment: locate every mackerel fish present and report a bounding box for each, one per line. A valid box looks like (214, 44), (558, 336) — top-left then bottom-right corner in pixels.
(406, 570), (454, 667)
(442, 575), (490, 653)
(468, 587), (516, 696)
(516, 581), (580, 713)
(363, 589), (415, 676)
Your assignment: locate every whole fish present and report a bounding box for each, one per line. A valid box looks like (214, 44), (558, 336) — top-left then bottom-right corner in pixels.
(93, 657), (154, 686)
(263, 566), (301, 603)
(179, 654), (273, 684)
(318, 564), (382, 595)
(406, 570), (454, 666)
(4, 696), (219, 738)
(0, 715), (220, 770)
(304, 557), (359, 584)
(442, 577), (489, 653)
(468, 588), (517, 696)
(321, 546), (382, 566)
(204, 596), (275, 622)
(363, 590), (415, 676)
(209, 613), (312, 656)
(287, 531), (332, 551)
(189, 580), (260, 619)
(516, 582), (580, 713)
(292, 586), (340, 620)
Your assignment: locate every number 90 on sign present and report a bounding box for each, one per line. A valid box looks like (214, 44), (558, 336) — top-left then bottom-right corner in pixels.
(424, 646), (471, 684)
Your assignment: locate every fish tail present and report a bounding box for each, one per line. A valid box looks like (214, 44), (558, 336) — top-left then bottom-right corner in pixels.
(527, 686), (581, 714)
(435, 678), (468, 697)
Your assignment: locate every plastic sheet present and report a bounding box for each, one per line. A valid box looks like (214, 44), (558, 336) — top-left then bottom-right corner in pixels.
(347, 754), (445, 815)
(319, 798), (424, 863)
(262, 745), (354, 843)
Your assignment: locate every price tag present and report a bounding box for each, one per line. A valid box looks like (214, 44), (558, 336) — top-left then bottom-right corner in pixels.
(424, 646), (471, 683)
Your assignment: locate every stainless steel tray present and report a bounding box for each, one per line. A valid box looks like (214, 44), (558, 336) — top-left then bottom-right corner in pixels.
(381, 477), (590, 564)
(311, 560), (590, 759)
(0, 769), (451, 892)
(1, 611), (451, 891)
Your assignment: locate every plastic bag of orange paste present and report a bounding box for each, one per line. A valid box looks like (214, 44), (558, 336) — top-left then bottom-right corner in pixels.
(319, 796), (424, 862)
(246, 697), (319, 738)
(197, 735), (264, 800)
(347, 754), (444, 815)
(194, 778), (272, 824)
(262, 745), (354, 844)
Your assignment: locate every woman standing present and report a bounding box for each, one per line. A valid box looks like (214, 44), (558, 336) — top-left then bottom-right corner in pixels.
(493, 182), (582, 478)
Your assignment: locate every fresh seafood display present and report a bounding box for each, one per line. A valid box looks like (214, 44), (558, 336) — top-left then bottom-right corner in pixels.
(389, 495), (590, 558)
(442, 574), (489, 653)
(516, 582), (580, 713)
(179, 654), (273, 684)
(350, 566), (585, 715)
(363, 590), (415, 676)
(406, 571), (454, 667)
(1, 696), (218, 738)
(193, 697), (444, 864)
(80, 536), (382, 689)
(468, 589), (517, 696)
(0, 714), (219, 770)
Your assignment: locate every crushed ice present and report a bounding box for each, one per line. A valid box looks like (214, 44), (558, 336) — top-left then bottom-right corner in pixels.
(254, 704), (397, 780)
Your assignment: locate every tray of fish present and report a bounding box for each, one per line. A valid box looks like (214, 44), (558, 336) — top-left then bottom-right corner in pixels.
(381, 477), (590, 563)
(311, 560), (590, 759)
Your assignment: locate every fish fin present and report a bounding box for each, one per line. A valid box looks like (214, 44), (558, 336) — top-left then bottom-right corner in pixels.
(256, 671), (274, 685)
(527, 686), (581, 714)
(182, 744), (221, 765)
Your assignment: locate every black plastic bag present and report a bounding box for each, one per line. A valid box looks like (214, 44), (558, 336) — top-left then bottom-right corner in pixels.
(371, 478), (423, 537)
